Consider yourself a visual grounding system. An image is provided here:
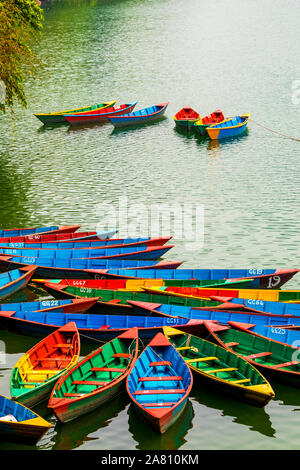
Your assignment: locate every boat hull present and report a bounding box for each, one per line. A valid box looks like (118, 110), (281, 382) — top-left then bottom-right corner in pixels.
(52, 380), (125, 423)
(110, 104), (168, 128)
(65, 103), (137, 125)
(133, 397), (188, 434)
(34, 101), (116, 124)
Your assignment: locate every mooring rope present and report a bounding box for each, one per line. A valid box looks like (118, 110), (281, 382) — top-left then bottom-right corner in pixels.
(250, 118), (300, 142)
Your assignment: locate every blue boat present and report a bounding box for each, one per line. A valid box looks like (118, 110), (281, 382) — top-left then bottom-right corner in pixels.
(0, 310), (202, 342)
(0, 244), (172, 261)
(0, 236), (171, 250)
(109, 102), (169, 128)
(0, 298), (98, 314)
(217, 297), (300, 317)
(0, 255), (180, 279)
(126, 333), (192, 434)
(0, 266), (37, 300)
(129, 301), (300, 346)
(0, 395), (51, 444)
(94, 267), (299, 289)
(0, 224), (80, 239)
(207, 114), (250, 140)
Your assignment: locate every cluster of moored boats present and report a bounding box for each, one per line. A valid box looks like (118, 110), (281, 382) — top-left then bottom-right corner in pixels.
(0, 223), (299, 443)
(34, 100), (249, 139)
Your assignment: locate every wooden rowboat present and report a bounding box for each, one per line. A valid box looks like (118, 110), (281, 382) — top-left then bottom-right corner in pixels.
(0, 255), (181, 280)
(0, 244), (174, 261)
(48, 327), (139, 423)
(0, 236), (171, 250)
(0, 310), (203, 343)
(164, 327), (275, 407)
(126, 332), (192, 434)
(173, 107), (200, 131)
(207, 113), (250, 140)
(0, 395), (51, 444)
(10, 322), (80, 407)
(0, 229), (118, 245)
(208, 296), (300, 317)
(34, 100), (117, 124)
(202, 321), (300, 388)
(109, 103), (169, 128)
(193, 109), (225, 136)
(129, 301), (300, 345)
(0, 297), (101, 314)
(64, 102), (138, 125)
(94, 267), (299, 289)
(0, 266), (37, 300)
(0, 224), (80, 239)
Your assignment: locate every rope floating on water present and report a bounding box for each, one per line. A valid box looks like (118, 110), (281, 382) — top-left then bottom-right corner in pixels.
(250, 118), (300, 142)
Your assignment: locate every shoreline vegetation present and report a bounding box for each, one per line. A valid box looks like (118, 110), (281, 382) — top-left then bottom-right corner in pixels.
(0, 0), (44, 113)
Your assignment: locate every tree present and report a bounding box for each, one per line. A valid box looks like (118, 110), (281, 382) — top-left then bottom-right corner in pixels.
(0, 0), (44, 113)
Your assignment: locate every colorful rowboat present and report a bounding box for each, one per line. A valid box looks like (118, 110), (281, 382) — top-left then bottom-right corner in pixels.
(64, 102), (138, 126)
(0, 310), (203, 343)
(202, 321), (300, 388)
(209, 296), (300, 317)
(0, 255), (181, 279)
(33, 279), (262, 314)
(0, 224), (80, 239)
(10, 322), (80, 407)
(0, 244), (174, 261)
(0, 236), (172, 250)
(128, 301), (300, 345)
(48, 328), (139, 423)
(206, 113), (250, 140)
(0, 229), (118, 245)
(0, 297), (100, 314)
(164, 327), (275, 407)
(193, 110), (225, 136)
(0, 266), (37, 300)
(126, 332), (192, 434)
(0, 395), (51, 444)
(109, 103), (169, 128)
(34, 101), (117, 124)
(96, 267), (299, 289)
(171, 287), (300, 303)
(173, 108), (200, 131)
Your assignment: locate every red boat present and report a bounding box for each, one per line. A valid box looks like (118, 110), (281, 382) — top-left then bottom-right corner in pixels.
(0, 230), (117, 245)
(194, 109), (225, 136)
(0, 225), (80, 241)
(64, 102), (138, 125)
(173, 107), (201, 131)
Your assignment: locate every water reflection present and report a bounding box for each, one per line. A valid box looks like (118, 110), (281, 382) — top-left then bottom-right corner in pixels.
(49, 393), (129, 450)
(128, 399), (194, 450)
(191, 387), (275, 438)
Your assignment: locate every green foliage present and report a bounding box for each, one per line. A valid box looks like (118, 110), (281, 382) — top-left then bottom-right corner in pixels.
(0, 0), (44, 113)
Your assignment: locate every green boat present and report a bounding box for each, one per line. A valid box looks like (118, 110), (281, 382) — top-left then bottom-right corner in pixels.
(34, 100), (117, 124)
(164, 326), (275, 407)
(202, 321), (300, 388)
(193, 109), (225, 136)
(36, 281), (249, 315)
(48, 327), (139, 423)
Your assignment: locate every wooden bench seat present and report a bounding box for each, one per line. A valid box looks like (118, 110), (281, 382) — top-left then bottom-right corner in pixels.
(186, 356), (218, 363)
(90, 367), (126, 372)
(244, 352), (272, 360)
(272, 361), (300, 369)
(230, 378), (251, 384)
(225, 342), (239, 347)
(112, 353), (130, 358)
(72, 380), (109, 386)
(149, 361), (172, 367)
(56, 344), (73, 349)
(207, 367), (238, 374)
(143, 402), (176, 407)
(134, 388), (185, 395)
(139, 376), (182, 382)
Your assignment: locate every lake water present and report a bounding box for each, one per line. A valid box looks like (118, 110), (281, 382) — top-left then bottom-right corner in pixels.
(0, 0), (299, 450)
